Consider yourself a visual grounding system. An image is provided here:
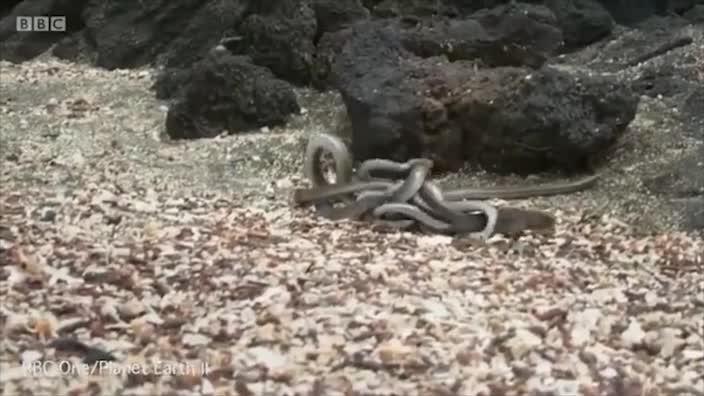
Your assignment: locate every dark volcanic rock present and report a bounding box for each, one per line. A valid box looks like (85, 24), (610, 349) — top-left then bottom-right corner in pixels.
(400, 14), (560, 68)
(682, 87), (704, 125)
(683, 4), (704, 22)
(566, 14), (702, 140)
(678, 198), (704, 231)
(80, 0), (247, 70)
(163, 51), (300, 140)
(1, 1), (22, 19)
(311, 0), (370, 38)
(542, 0), (614, 51)
(229, 0), (317, 85)
(644, 145), (704, 230)
(460, 3), (563, 66)
(594, 0), (669, 25)
(160, 0), (248, 68)
(312, 19), (405, 89)
(370, 0), (464, 17)
(52, 30), (95, 62)
(555, 15), (694, 73)
(679, 87), (704, 141)
(152, 67), (192, 100)
(645, 146), (704, 199)
(341, 58), (638, 173)
(671, 0), (704, 14)
(56, 0), (247, 68)
(450, 66), (639, 173)
(79, 0), (197, 69)
(0, 0), (88, 63)
(631, 62), (697, 99)
(368, 0), (526, 18)
(596, 0), (703, 24)
(314, 3), (564, 88)
(48, 0), (249, 69)
(315, 2), (636, 173)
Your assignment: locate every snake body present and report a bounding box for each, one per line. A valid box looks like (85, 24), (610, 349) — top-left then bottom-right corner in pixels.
(295, 133), (596, 238)
(442, 174), (600, 201)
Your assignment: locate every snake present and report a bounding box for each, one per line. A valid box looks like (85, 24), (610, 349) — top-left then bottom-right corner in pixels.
(298, 136), (498, 237)
(442, 174), (600, 201)
(295, 133), (597, 237)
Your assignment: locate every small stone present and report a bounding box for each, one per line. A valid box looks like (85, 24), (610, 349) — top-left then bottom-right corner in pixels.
(505, 328), (543, 359)
(681, 349), (704, 362)
(40, 209), (56, 222)
(621, 319), (646, 348)
(182, 333), (211, 347)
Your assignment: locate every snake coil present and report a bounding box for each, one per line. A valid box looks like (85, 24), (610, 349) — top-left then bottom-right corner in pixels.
(295, 134), (502, 239)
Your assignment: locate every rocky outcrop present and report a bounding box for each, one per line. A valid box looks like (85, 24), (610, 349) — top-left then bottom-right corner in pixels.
(314, 5), (637, 173)
(229, 0), (317, 85)
(158, 50), (300, 140)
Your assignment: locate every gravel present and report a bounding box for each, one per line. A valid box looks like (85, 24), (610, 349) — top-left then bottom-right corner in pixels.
(0, 55), (702, 396)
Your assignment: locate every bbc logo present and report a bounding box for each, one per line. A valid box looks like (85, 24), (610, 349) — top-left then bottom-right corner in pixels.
(16, 16), (66, 32)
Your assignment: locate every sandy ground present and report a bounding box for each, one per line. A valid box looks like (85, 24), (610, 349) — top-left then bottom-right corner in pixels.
(0, 55), (702, 396)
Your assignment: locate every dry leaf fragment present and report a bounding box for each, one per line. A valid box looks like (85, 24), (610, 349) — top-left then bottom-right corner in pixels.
(10, 245), (48, 281)
(143, 221), (162, 240)
(27, 311), (59, 341)
(182, 333), (212, 347)
(504, 328), (543, 359)
(130, 318), (156, 344)
(377, 338), (415, 365)
(119, 298), (147, 320)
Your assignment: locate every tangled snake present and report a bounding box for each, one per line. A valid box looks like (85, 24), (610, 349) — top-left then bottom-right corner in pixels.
(293, 134), (600, 239)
